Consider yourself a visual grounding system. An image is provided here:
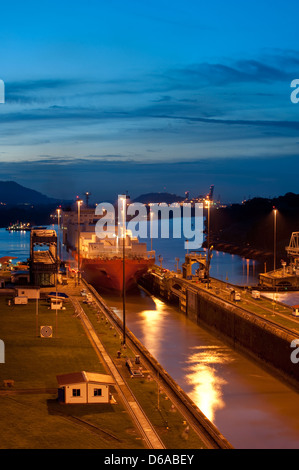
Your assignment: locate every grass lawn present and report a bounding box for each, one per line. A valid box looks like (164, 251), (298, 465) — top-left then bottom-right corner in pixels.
(81, 300), (207, 449)
(0, 296), (106, 388)
(0, 295), (146, 449)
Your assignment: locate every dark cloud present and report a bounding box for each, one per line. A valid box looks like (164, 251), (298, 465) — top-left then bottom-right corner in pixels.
(0, 154), (298, 204)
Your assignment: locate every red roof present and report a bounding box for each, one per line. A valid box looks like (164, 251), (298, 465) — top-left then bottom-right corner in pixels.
(56, 371), (114, 386)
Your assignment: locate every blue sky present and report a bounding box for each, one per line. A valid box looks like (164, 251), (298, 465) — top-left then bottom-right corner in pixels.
(0, 0), (299, 203)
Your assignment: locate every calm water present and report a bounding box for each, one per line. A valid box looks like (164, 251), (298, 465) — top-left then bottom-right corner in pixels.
(139, 218), (260, 286)
(102, 289), (299, 449)
(0, 228), (30, 262)
(2, 226), (299, 448)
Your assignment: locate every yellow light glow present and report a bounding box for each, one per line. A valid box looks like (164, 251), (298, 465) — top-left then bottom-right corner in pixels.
(185, 345), (229, 422)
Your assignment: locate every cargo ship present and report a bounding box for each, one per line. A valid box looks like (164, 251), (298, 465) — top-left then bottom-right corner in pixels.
(62, 205), (155, 292)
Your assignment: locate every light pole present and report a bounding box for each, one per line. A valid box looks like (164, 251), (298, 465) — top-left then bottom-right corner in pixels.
(150, 210), (153, 254)
(36, 297), (39, 337)
(56, 208), (61, 264)
(77, 199), (83, 284)
(207, 199), (211, 259)
(273, 207), (277, 272)
(121, 196), (126, 346)
(206, 199), (211, 286)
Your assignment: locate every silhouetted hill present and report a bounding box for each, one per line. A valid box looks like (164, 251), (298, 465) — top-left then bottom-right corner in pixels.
(0, 181), (73, 228)
(134, 192), (185, 204)
(0, 181), (60, 205)
(207, 192), (299, 262)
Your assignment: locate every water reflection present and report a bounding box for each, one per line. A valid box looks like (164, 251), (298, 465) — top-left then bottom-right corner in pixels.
(138, 297), (165, 357)
(185, 345), (229, 422)
(102, 288), (299, 448)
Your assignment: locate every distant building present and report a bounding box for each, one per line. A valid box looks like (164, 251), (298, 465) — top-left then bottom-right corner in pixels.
(56, 371), (115, 404)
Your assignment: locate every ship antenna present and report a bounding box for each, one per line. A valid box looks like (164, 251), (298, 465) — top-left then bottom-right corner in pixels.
(85, 192), (91, 207)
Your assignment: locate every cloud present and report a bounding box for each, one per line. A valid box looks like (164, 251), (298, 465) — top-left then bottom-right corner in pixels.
(0, 49), (298, 169)
(0, 154), (299, 204)
(162, 53), (299, 90)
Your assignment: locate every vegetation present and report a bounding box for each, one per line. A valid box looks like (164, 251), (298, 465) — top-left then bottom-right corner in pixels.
(82, 301), (207, 449)
(0, 296), (145, 449)
(207, 192), (299, 260)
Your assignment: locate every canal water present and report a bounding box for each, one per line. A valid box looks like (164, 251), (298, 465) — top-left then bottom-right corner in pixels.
(2, 227), (299, 448)
(101, 289), (299, 449)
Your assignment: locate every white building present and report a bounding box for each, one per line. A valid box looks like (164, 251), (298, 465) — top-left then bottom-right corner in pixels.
(15, 286), (40, 300)
(56, 371), (115, 404)
(50, 297), (66, 310)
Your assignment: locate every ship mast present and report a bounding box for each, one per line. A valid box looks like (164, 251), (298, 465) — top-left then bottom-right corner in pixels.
(84, 192), (91, 208)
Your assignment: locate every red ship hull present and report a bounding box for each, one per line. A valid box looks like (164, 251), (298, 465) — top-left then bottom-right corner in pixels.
(80, 257), (154, 292)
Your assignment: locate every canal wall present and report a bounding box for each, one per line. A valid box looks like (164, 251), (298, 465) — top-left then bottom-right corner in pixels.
(82, 279), (233, 449)
(139, 273), (299, 388)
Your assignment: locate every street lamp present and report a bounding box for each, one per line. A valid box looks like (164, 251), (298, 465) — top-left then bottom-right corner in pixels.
(121, 196), (126, 345)
(77, 199), (83, 284)
(206, 199), (211, 286)
(206, 199), (211, 257)
(56, 208), (61, 263)
(273, 207), (277, 272)
(150, 211), (153, 254)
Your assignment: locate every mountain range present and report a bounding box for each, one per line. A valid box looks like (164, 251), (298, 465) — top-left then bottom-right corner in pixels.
(0, 181), (65, 205)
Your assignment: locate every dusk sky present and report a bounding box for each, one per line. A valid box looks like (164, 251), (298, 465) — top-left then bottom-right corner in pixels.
(1, 0), (299, 203)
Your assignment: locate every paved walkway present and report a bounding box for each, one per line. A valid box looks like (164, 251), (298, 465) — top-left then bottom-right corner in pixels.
(152, 264), (299, 335)
(64, 280), (165, 449)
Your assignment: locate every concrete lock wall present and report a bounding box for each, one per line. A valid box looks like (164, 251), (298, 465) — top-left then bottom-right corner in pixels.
(141, 274), (299, 386)
(191, 289), (299, 385)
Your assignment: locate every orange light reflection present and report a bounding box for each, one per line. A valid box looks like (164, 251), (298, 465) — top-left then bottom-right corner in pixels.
(185, 345), (230, 422)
